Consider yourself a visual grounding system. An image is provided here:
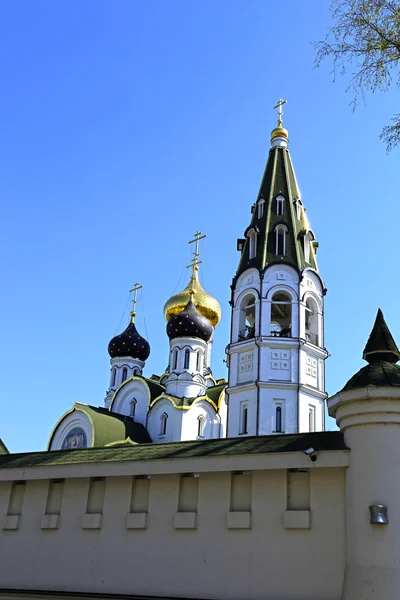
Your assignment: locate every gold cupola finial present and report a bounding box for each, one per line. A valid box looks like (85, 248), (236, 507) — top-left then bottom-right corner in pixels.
(163, 231), (222, 328)
(129, 281), (143, 323)
(271, 98), (289, 146)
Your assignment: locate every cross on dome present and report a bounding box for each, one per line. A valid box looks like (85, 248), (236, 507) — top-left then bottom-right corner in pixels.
(129, 281), (143, 323)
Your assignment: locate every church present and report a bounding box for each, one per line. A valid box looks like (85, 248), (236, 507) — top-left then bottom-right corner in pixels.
(1, 106), (400, 600)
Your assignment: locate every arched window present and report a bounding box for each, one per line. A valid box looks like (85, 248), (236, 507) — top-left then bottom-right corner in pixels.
(257, 197), (265, 219)
(196, 350), (202, 372)
(309, 406), (315, 432)
(122, 367), (128, 382)
(275, 225), (287, 256)
(249, 231), (257, 259)
(294, 198), (303, 220)
(305, 298), (319, 345)
(270, 292), (292, 337)
(197, 415), (206, 438)
(184, 349), (190, 369)
(240, 403), (248, 435)
(238, 295), (256, 341)
(160, 413), (168, 436)
(276, 406), (282, 433)
(130, 399), (137, 418)
(276, 194), (285, 216)
(300, 230), (315, 263)
(173, 348), (178, 370)
(111, 368), (116, 387)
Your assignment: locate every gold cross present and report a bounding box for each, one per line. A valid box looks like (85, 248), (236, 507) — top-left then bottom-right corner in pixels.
(129, 281), (143, 322)
(274, 99), (287, 125)
(187, 231), (206, 274)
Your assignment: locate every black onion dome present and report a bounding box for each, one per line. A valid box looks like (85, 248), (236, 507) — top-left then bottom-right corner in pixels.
(108, 321), (150, 361)
(166, 300), (213, 342)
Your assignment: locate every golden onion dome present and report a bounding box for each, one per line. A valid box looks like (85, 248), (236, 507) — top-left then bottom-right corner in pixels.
(164, 269), (221, 328)
(270, 120), (289, 141)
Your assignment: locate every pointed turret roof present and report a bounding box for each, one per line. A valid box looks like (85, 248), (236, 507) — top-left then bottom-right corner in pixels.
(236, 121), (318, 278)
(341, 309), (400, 391)
(363, 308), (400, 364)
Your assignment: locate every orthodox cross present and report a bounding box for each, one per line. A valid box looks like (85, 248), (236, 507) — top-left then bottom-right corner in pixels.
(274, 99), (287, 124)
(187, 231), (207, 274)
(129, 281), (143, 321)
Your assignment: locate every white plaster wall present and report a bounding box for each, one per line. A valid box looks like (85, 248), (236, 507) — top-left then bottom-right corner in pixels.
(298, 391), (324, 433)
(147, 400), (183, 443)
(180, 401), (219, 441)
(110, 378), (150, 427)
(258, 387), (298, 435)
(0, 464), (346, 600)
(227, 386), (258, 437)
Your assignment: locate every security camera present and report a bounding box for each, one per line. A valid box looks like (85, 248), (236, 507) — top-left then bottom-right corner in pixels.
(304, 447), (318, 462)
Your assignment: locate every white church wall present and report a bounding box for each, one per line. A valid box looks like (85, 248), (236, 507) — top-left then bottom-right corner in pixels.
(227, 386), (258, 437)
(258, 387), (298, 435)
(110, 378), (150, 426)
(298, 391), (324, 433)
(147, 400), (183, 443)
(180, 401), (219, 441)
(0, 457), (347, 600)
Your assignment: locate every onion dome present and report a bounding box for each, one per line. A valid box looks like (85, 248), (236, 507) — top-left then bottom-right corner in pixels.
(108, 319), (150, 361)
(164, 269), (221, 328)
(166, 299), (213, 342)
(342, 309), (400, 391)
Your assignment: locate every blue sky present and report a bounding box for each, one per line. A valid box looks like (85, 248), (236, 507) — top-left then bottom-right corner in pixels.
(1, 1), (398, 452)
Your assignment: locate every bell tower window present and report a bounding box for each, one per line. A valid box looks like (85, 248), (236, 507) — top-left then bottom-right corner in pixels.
(248, 231), (257, 259)
(270, 292), (292, 337)
(275, 224), (287, 256)
(305, 298), (319, 345)
(257, 197), (265, 219)
(276, 194), (285, 216)
(238, 295), (256, 341)
(240, 402), (248, 435)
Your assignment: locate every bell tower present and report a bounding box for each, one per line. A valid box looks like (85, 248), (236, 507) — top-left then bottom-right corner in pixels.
(226, 101), (328, 437)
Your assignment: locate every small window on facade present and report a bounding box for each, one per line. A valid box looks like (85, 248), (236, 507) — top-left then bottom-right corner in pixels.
(257, 197), (265, 219)
(184, 349), (190, 369)
(173, 348), (178, 370)
(309, 406), (315, 432)
(294, 198), (302, 220)
(240, 403), (248, 435)
(249, 231), (257, 259)
(276, 194), (285, 216)
(270, 292), (292, 337)
(197, 415), (205, 438)
(122, 367), (128, 382)
(111, 368), (116, 387)
(276, 405), (282, 433)
(130, 399), (137, 418)
(196, 350), (202, 372)
(275, 225), (287, 256)
(160, 413), (168, 436)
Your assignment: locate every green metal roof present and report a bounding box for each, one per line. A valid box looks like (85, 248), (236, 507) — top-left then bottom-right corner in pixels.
(0, 439), (9, 455)
(236, 145), (318, 278)
(363, 309), (400, 363)
(48, 403), (152, 449)
(0, 432), (347, 470)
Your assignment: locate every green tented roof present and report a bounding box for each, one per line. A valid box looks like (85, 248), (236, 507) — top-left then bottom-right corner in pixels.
(342, 310), (400, 392)
(48, 403), (152, 449)
(236, 145), (318, 278)
(0, 432), (347, 470)
(0, 439), (9, 455)
(363, 309), (400, 363)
